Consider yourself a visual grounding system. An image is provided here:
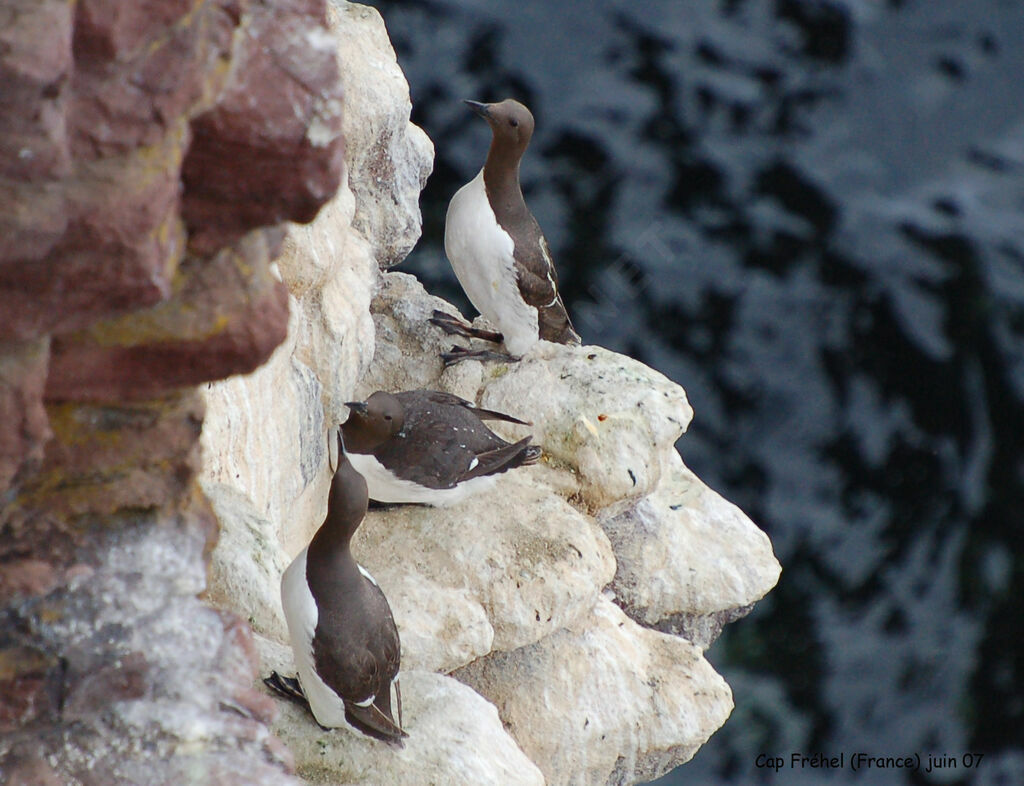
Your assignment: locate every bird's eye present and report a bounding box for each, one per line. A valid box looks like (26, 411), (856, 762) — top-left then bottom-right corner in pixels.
(384, 415), (392, 421)
(509, 118), (519, 127)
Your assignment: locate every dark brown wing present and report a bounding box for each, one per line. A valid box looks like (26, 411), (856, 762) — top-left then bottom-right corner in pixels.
(403, 389), (532, 426)
(341, 601), (405, 742)
(373, 414), (507, 489)
(511, 223), (581, 346)
(374, 393), (529, 489)
(311, 617), (379, 706)
(312, 579), (405, 741)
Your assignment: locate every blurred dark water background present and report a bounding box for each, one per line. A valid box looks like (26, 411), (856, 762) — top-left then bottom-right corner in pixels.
(368, 1), (1024, 783)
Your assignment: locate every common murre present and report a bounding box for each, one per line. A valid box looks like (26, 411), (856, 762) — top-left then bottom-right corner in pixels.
(341, 389), (541, 506)
(267, 430), (407, 744)
(436, 98), (580, 364)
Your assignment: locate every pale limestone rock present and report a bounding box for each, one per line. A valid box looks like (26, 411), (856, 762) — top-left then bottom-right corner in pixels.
(277, 175), (379, 428)
(455, 597), (733, 786)
(204, 482), (291, 640)
(203, 255), (777, 783)
(257, 636), (545, 786)
(353, 467), (617, 673)
(599, 451), (782, 648)
(328, 2), (434, 268)
(369, 569), (495, 674)
(479, 342), (694, 509)
(200, 302), (331, 556)
(356, 271), (483, 401)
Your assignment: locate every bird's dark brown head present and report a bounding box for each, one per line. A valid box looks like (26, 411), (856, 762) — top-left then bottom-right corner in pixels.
(465, 98), (535, 157)
(341, 392), (405, 453)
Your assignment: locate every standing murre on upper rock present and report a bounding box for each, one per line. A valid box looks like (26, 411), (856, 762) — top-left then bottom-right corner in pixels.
(432, 98), (581, 365)
(265, 430), (407, 744)
(341, 389), (542, 506)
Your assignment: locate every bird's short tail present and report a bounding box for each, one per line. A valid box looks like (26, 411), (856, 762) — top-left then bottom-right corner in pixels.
(465, 437), (542, 480)
(344, 690), (408, 745)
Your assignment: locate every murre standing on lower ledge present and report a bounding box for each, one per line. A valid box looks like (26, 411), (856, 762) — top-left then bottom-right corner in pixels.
(433, 98), (581, 364)
(342, 389), (542, 506)
(266, 430), (407, 744)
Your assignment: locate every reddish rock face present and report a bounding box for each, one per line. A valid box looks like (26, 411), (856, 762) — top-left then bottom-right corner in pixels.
(0, 338), (51, 492)
(2, 144), (184, 341)
(0, 0), (344, 477)
(45, 230), (290, 402)
(70, 0), (228, 159)
(0, 0), (237, 342)
(22, 392), (206, 518)
(182, 0), (345, 255)
(0, 0), (343, 349)
(0, 0), (343, 782)
(0, 0), (73, 185)
(0, 639), (64, 733)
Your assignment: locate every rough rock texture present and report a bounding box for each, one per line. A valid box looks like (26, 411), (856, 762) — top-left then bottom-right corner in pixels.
(4, 0), (236, 341)
(45, 230), (292, 401)
(599, 451), (782, 649)
(275, 179), (378, 430)
(329, 1), (434, 267)
(1, 0), (343, 783)
(0, 338), (51, 493)
(354, 468), (617, 672)
(200, 293), (334, 559)
(352, 271), (485, 401)
(182, 0), (345, 256)
(205, 482), (291, 638)
(1, 508), (295, 785)
(477, 342), (694, 510)
(455, 597), (733, 786)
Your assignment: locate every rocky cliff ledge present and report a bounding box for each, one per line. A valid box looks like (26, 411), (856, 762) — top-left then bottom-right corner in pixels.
(203, 3), (780, 785)
(1, 2), (779, 785)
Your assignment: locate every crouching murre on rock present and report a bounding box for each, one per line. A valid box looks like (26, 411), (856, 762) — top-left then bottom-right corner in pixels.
(433, 98), (581, 364)
(341, 389), (541, 507)
(266, 430), (407, 744)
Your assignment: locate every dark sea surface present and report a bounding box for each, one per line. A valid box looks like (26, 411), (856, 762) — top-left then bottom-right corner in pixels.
(367, 1), (1024, 783)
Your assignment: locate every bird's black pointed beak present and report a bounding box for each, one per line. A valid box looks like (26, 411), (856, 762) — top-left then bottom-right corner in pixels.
(464, 99), (491, 119)
(345, 401), (368, 415)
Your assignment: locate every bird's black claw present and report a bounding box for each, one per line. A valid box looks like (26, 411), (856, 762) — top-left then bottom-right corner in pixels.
(441, 345), (520, 367)
(429, 310), (505, 343)
(429, 310), (472, 336)
(264, 671), (307, 703)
